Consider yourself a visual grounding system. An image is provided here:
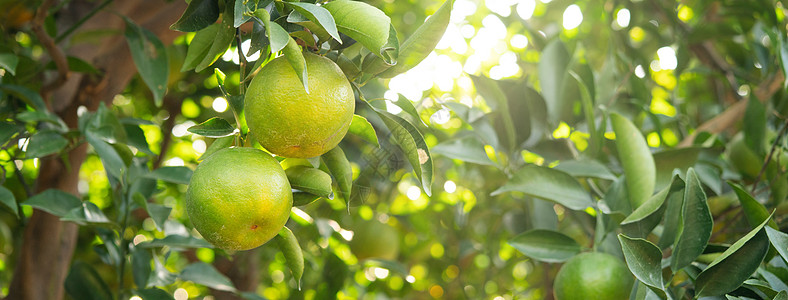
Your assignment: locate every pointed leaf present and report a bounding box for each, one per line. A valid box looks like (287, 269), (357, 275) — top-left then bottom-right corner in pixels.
(492, 165), (592, 210)
(653, 147), (702, 191)
(508, 229), (581, 263)
(696, 215), (772, 297)
(618, 234), (665, 291)
(390, 94), (423, 125)
(195, 6), (235, 72)
(188, 117), (235, 138)
(131, 248), (152, 288)
(0, 187), (18, 218)
(25, 131), (68, 158)
(671, 168), (713, 271)
(730, 182), (778, 229)
(766, 227), (788, 264)
(170, 0), (220, 32)
(282, 37), (308, 92)
(275, 226), (304, 289)
(124, 124), (154, 155)
(611, 113), (656, 209)
(432, 136), (494, 165)
(374, 109), (433, 196)
(180, 262), (236, 292)
(322, 0), (395, 64)
(0, 53), (18, 75)
(285, 166), (333, 198)
(621, 178), (673, 238)
(285, 2), (340, 43)
(348, 114), (378, 147)
(470, 75), (516, 151)
(255, 9), (289, 54)
(65, 261), (113, 300)
(539, 40), (573, 122)
(124, 17), (168, 106)
(321, 147), (353, 201)
(146, 166), (193, 185)
(182, 24), (220, 71)
(24, 189), (82, 217)
(86, 133), (126, 180)
(61, 202), (113, 226)
(0, 83), (47, 111)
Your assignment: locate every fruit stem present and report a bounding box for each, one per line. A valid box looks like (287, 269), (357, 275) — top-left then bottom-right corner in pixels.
(237, 28), (247, 95)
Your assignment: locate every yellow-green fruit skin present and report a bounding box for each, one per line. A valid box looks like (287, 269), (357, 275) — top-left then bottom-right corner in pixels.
(246, 52), (355, 158)
(185, 147), (292, 250)
(350, 220), (400, 261)
(553, 252), (634, 300)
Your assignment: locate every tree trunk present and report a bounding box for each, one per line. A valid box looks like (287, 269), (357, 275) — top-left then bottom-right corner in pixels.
(5, 1), (185, 299)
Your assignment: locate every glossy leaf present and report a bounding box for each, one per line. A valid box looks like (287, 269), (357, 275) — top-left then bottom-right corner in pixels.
(285, 2), (341, 43)
(200, 136), (234, 161)
(671, 168), (713, 271)
(124, 17), (168, 106)
(61, 202), (113, 226)
(554, 159), (616, 180)
(374, 109), (433, 196)
(492, 165), (592, 211)
(286, 166), (333, 199)
(146, 166), (193, 185)
(376, 0), (453, 77)
(147, 255), (177, 287)
(293, 192), (321, 206)
(24, 189), (82, 217)
(188, 117), (236, 138)
(64, 261), (113, 300)
(25, 131), (68, 158)
(195, 5), (235, 72)
(321, 146), (353, 201)
(282, 37), (308, 92)
(86, 133), (125, 180)
(618, 234), (665, 291)
(390, 94), (423, 125)
(0, 186), (18, 218)
(432, 136), (494, 166)
(658, 176), (686, 249)
(766, 227), (788, 264)
(695, 215), (772, 297)
(730, 182), (778, 229)
(182, 24), (220, 71)
(180, 262), (236, 292)
(256, 9), (289, 54)
(621, 177), (674, 238)
(169, 0), (219, 32)
(124, 124), (154, 155)
(348, 115), (379, 147)
(611, 113), (656, 209)
(653, 147), (701, 191)
(275, 226), (304, 289)
(508, 229), (582, 263)
(323, 0), (396, 64)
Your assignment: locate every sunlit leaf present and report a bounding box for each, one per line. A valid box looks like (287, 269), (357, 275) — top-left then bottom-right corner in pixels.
(323, 0), (396, 64)
(285, 2), (341, 43)
(195, 5), (235, 72)
(554, 159), (616, 180)
(25, 131), (68, 158)
(170, 0), (220, 32)
(431, 136), (494, 166)
(24, 189), (82, 217)
(492, 165), (592, 211)
(275, 226), (304, 289)
(124, 17), (168, 106)
(321, 146), (353, 202)
(188, 117), (236, 138)
(182, 24), (220, 71)
(611, 113), (656, 209)
(671, 168), (713, 271)
(146, 166), (193, 185)
(180, 262), (236, 292)
(508, 229), (582, 263)
(255, 9), (289, 54)
(374, 109), (433, 196)
(539, 40), (573, 122)
(282, 37), (308, 92)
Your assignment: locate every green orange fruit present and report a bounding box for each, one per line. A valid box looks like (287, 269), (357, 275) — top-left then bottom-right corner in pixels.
(349, 219), (400, 261)
(185, 147), (292, 250)
(245, 52), (355, 158)
(553, 252), (634, 300)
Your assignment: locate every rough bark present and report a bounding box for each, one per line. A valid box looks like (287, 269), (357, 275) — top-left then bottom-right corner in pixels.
(5, 1), (185, 299)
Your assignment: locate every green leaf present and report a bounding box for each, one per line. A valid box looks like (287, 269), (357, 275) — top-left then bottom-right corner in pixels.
(492, 165), (593, 211)
(348, 114), (379, 147)
(775, 291), (788, 300)
(695, 215), (772, 297)
(653, 147), (701, 191)
(285, 2), (341, 43)
(470, 75), (516, 151)
(0, 53), (19, 75)
(124, 124), (154, 155)
(538, 40), (573, 122)
(0, 122), (22, 146)
(658, 176), (686, 249)
(24, 189), (82, 217)
(136, 288), (174, 300)
(621, 177), (674, 238)
(61, 202), (113, 226)
(431, 136), (494, 166)
(292, 192), (320, 206)
(374, 0), (452, 77)
(285, 166), (333, 199)
(199, 136), (234, 161)
(64, 261), (113, 300)
(0, 84), (47, 111)
(390, 94), (424, 125)
(147, 255), (177, 287)
(730, 182), (778, 229)
(275, 226), (304, 289)
(25, 131), (68, 158)
(195, 5), (235, 72)
(170, 0), (220, 32)
(146, 166), (193, 185)
(182, 24), (220, 71)
(618, 234), (665, 292)
(86, 133), (126, 180)
(124, 17), (169, 106)
(139, 235), (214, 249)
(611, 113), (656, 209)
(508, 229), (582, 263)
(0, 186), (18, 218)
(188, 117), (236, 138)
(671, 168), (713, 271)
(744, 96), (767, 157)
(321, 146), (353, 202)
(255, 9), (289, 54)
(131, 247), (152, 288)
(374, 109), (433, 196)
(233, 0), (256, 28)
(323, 0), (396, 64)
(554, 159), (616, 180)
(766, 227), (788, 264)
(180, 262), (236, 292)
(282, 37), (308, 92)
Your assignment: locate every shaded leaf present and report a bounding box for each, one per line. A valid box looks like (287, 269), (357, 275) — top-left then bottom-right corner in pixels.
(286, 166), (333, 199)
(147, 255), (176, 287)
(492, 165), (593, 211)
(653, 147), (701, 191)
(621, 177), (674, 238)
(25, 131), (68, 158)
(188, 117), (236, 138)
(611, 113), (656, 209)
(136, 288), (174, 300)
(618, 234), (665, 294)
(139, 235), (214, 249)
(348, 114), (378, 147)
(321, 146), (353, 202)
(255, 9), (289, 54)
(744, 96), (767, 157)
(0, 84), (47, 110)
(285, 2), (341, 42)
(671, 168), (713, 271)
(146, 166), (193, 185)
(766, 227), (788, 264)
(195, 5), (235, 72)
(275, 226), (304, 289)
(61, 201), (114, 226)
(432, 136), (494, 166)
(0, 53), (18, 75)
(470, 74), (516, 151)
(538, 40), (573, 122)
(730, 182), (778, 229)
(554, 159), (616, 180)
(131, 247), (152, 288)
(65, 261), (113, 300)
(182, 24), (220, 71)
(170, 0), (220, 32)
(374, 109), (433, 196)
(323, 0), (395, 64)
(0, 122), (22, 146)
(0, 187), (18, 218)
(86, 133), (125, 180)
(180, 262), (236, 292)
(696, 215), (772, 297)
(282, 37), (308, 92)
(124, 124), (154, 155)
(24, 189), (82, 217)
(508, 229), (581, 263)
(124, 17), (168, 106)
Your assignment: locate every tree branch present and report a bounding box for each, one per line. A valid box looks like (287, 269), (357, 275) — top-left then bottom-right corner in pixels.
(32, 0), (70, 100)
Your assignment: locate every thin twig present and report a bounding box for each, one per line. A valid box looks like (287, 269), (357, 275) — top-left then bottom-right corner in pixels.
(55, 0), (114, 43)
(751, 117), (788, 193)
(237, 28), (247, 95)
(32, 0), (70, 99)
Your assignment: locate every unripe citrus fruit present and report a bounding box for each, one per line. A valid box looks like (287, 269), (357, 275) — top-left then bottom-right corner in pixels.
(553, 252), (634, 300)
(185, 147), (292, 250)
(246, 52), (355, 158)
(349, 219), (400, 260)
